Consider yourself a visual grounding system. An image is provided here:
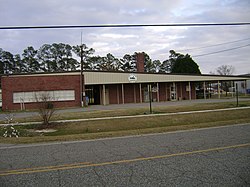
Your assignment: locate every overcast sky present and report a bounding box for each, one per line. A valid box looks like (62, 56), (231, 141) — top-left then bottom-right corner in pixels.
(0, 0), (249, 74)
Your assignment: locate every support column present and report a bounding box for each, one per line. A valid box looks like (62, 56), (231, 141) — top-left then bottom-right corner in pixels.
(102, 84), (106, 105)
(122, 84), (124, 104)
(208, 82), (210, 99)
(231, 81), (234, 98)
(139, 83), (142, 103)
(203, 81), (206, 99)
(245, 80), (247, 96)
(157, 83), (160, 102)
(148, 84), (152, 114)
(209, 82), (212, 99)
(218, 81), (221, 99)
(189, 81), (191, 100)
(236, 82), (239, 107)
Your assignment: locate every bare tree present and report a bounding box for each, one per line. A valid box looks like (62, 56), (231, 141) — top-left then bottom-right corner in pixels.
(216, 65), (235, 75)
(35, 92), (55, 128)
(216, 65), (235, 96)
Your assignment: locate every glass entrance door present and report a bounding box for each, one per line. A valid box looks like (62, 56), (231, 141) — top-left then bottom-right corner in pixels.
(170, 83), (177, 101)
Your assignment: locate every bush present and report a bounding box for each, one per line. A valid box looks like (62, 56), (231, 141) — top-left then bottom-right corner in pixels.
(35, 93), (56, 128)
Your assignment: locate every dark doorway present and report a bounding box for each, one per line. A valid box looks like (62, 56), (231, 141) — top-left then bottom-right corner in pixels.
(85, 85), (100, 105)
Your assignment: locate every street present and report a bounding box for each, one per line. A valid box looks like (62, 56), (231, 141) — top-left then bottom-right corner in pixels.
(0, 123), (250, 186)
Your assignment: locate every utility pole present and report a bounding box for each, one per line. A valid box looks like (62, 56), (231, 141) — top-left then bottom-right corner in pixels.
(236, 83), (239, 107)
(149, 84), (152, 114)
(80, 44), (84, 107)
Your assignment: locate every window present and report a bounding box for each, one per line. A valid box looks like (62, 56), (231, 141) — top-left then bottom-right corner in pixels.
(13, 90), (75, 104)
(54, 90), (75, 101)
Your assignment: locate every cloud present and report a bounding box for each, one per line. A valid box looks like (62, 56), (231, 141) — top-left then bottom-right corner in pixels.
(0, 0), (249, 74)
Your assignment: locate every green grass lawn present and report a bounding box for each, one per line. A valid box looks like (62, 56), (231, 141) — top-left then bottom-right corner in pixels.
(0, 101), (250, 144)
(2, 100), (250, 124)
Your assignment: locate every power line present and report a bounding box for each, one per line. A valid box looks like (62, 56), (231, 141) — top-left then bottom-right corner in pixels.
(0, 22), (250, 30)
(178, 37), (250, 52)
(193, 44), (250, 57)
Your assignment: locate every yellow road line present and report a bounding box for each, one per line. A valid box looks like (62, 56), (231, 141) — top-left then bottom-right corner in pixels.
(1, 143), (249, 177)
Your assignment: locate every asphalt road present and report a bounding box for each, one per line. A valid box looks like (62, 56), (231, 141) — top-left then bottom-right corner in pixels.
(0, 124), (250, 186)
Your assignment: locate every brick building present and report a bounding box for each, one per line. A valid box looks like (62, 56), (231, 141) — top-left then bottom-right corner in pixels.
(1, 53), (249, 111)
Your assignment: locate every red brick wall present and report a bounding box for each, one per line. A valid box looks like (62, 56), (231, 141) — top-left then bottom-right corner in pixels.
(176, 83), (185, 100)
(181, 83), (189, 100)
(108, 84), (119, 104)
(159, 83), (166, 101)
(106, 84), (140, 104)
(158, 82), (193, 101)
(191, 82), (196, 99)
(177, 82), (196, 100)
(2, 75), (82, 111)
(117, 85), (123, 104)
(104, 82), (196, 104)
(165, 83), (170, 101)
(124, 84), (135, 103)
(136, 53), (145, 72)
(135, 84), (141, 103)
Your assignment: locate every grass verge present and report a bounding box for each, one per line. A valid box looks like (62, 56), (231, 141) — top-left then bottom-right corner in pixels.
(0, 107), (249, 144)
(2, 100), (250, 124)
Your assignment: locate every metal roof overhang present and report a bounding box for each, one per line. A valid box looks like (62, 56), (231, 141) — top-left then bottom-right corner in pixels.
(83, 71), (249, 85)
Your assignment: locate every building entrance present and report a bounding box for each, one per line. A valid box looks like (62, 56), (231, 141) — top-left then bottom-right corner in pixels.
(85, 85), (100, 105)
(170, 83), (177, 101)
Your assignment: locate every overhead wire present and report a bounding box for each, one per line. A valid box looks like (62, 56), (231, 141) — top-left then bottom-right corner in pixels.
(192, 44), (250, 57)
(0, 22), (250, 30)
(1, 22), (250, 59)
(178, 37), (250, 52)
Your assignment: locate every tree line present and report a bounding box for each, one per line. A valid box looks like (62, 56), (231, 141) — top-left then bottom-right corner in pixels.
(0, 43), (201, 75)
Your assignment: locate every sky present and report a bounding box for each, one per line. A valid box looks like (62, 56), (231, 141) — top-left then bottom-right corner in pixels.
(0, 0), (249, 75)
